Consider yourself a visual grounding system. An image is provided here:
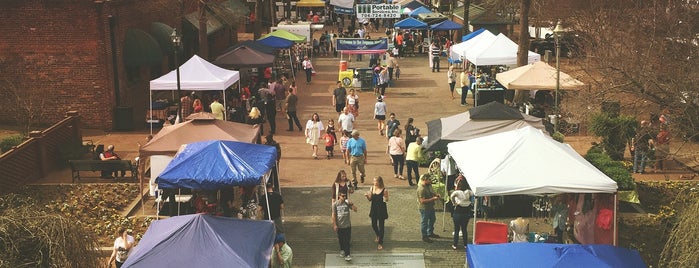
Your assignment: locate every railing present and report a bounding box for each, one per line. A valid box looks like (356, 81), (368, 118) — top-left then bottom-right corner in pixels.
(0, 111), (82, 194)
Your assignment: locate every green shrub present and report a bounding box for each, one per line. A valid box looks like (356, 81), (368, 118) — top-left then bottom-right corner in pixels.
(585, 145), (635, 190)
(552, 131), (565, 143)
(0, 135), (23, 153)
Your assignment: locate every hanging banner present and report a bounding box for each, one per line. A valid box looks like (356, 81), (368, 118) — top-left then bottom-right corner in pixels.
(356, 4), (401, 19)
(336, 38), (388, 51)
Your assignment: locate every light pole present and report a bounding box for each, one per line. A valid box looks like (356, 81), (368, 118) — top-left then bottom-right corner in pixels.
(171, 28), (182, 124)
(553, 21), (564, 132)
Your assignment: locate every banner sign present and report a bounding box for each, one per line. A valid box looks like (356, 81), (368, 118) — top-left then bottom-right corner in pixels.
(356, 4), (401, 19)
(336, 38), (388, 51)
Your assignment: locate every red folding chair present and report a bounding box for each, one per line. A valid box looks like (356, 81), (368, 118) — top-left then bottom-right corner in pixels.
(474, 221), (509, 244)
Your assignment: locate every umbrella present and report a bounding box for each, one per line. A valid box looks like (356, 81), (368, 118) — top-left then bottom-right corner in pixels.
(495, 61), (586, 90)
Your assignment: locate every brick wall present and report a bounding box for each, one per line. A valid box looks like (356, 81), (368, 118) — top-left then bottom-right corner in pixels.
(0, 0), (179, 130)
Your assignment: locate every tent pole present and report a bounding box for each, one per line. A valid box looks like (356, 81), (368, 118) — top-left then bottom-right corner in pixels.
(149, 91), (153, 135)
(177, 188), (181, 216)
(472, 197), (478, 244)
(223, 89), (227, 121)
(613, 193), (618, 246)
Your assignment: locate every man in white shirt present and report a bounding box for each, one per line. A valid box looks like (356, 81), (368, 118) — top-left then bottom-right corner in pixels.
(338, 106), (355, 133)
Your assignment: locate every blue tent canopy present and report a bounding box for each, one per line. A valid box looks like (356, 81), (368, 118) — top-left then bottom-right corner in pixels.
(393, 17), (429, 30)
(122, 214), (275, 268)
(430, 20), (463, 31)
(409, 6), (431, 18)
(466, 243), (646, 268)
(157, 140), (277, 190)
(223, 40), (277, 55)
(257, 35), (295, 49)
(462, 28), (485, 42)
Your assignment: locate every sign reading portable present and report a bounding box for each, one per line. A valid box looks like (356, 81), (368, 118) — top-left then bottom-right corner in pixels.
(356, 4), (401, 19)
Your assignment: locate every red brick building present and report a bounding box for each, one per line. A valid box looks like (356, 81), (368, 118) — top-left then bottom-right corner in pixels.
(0, 0), (242, 130)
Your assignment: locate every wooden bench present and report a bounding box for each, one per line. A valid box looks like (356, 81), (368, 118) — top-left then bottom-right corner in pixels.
(68, 160), (137, 182)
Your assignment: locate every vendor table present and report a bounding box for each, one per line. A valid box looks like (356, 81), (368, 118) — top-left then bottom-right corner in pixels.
(476, 87), (505, 106)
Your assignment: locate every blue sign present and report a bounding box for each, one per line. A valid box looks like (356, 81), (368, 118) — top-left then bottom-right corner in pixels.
(336, 38), (389, 51)
(334, 6), (354, 15)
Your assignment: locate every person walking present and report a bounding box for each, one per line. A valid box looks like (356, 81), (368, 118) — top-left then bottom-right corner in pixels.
(346, 130), (367, 189)
(431, 42), (441, 72)
(338, 107), (355, 136)
(365, 176), (389, 250)
(459, 70), (469, 106)
(305, 113), (325, 159)
(449, 178), (473, 250)
(302, 56), (314, 84)
(107, 227), (135, 268)
(332, 170), (354, 204)
(210, 95), (225, 120)
(332, 81), (347, 114)
(631, 120), (654, 174)
(284, 87), (303, 131)
(447, 66), (456, 100)
(374, 96), (387, 136)
(387, 129), (406, 180)
(346, 88), (359, 117)
(259, 184), (285, 234)
(386, 53), (398, 81)
(405, 137), (424, 186)
(417, 174), (441, 243)
(271, 234), (293, 268)
(332, 191), (357, 261)
(386, 113), (400, 140)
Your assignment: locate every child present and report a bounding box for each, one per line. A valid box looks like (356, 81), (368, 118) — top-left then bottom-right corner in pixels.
(324, 128), (336, 159)
(327, 119), (338, 144)
(332, 192), (357, 261)
(290, 81), (298, 95)
(395, 66), (401, 79)
(340, 131), (351, 165)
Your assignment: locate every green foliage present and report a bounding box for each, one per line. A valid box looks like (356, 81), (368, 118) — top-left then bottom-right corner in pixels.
(588, 112), (637, 160)
(0, 134), (23, 153)
(419, 150), (444, 167)
(585, 145), (635, 190)
(552, 131), (565, 143)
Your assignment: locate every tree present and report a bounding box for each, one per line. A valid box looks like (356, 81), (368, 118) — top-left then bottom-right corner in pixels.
(462, 0), (471, 34)
(0, 56), (47, 136)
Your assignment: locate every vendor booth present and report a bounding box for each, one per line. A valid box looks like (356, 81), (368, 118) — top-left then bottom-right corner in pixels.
(155, 140), (278, 217)
(335, 38), (389, 89)
(149, 55), (240, 128)
(447, 126), (619, 245)
(137, 118), (261, 213)
(466, 243), (645, 267)
(122, 214), (276, 268)
(425, 101), (545, 152)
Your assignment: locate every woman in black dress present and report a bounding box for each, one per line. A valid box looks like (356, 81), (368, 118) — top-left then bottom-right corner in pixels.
(365, 176), (389, 250)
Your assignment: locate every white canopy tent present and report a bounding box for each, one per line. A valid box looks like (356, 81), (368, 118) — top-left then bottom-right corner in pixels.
(446, 126), (618, 244)
(465, 33), (541, 66)
(149, 54), (240, 131)
(449, 30), (496, 62)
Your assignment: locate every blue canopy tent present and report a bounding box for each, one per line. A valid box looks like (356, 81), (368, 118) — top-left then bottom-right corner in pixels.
(409, 6), (431, 18)
(122, 214), (276, 268)
(224, 40), (277, 55)
(430, 19), (463, 31)
(466, 243), (646, 268)
(462, 28), (485, 42)
(393, 17), (429, 30)
(257, 35), (295, 49)
(157, 140), (277, 190)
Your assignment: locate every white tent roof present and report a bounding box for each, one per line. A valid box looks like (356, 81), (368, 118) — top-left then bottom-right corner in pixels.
(465, 33), (541, 66)
(447, 126), (617, 196)
(449, 30), (496, 61)
(495, 61), (586, 90)
(150, 54), (240, 91)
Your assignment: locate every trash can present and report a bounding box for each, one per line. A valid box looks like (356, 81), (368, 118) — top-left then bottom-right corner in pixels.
(356, 68), (374, 91)
(114, 106), (134, 131)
